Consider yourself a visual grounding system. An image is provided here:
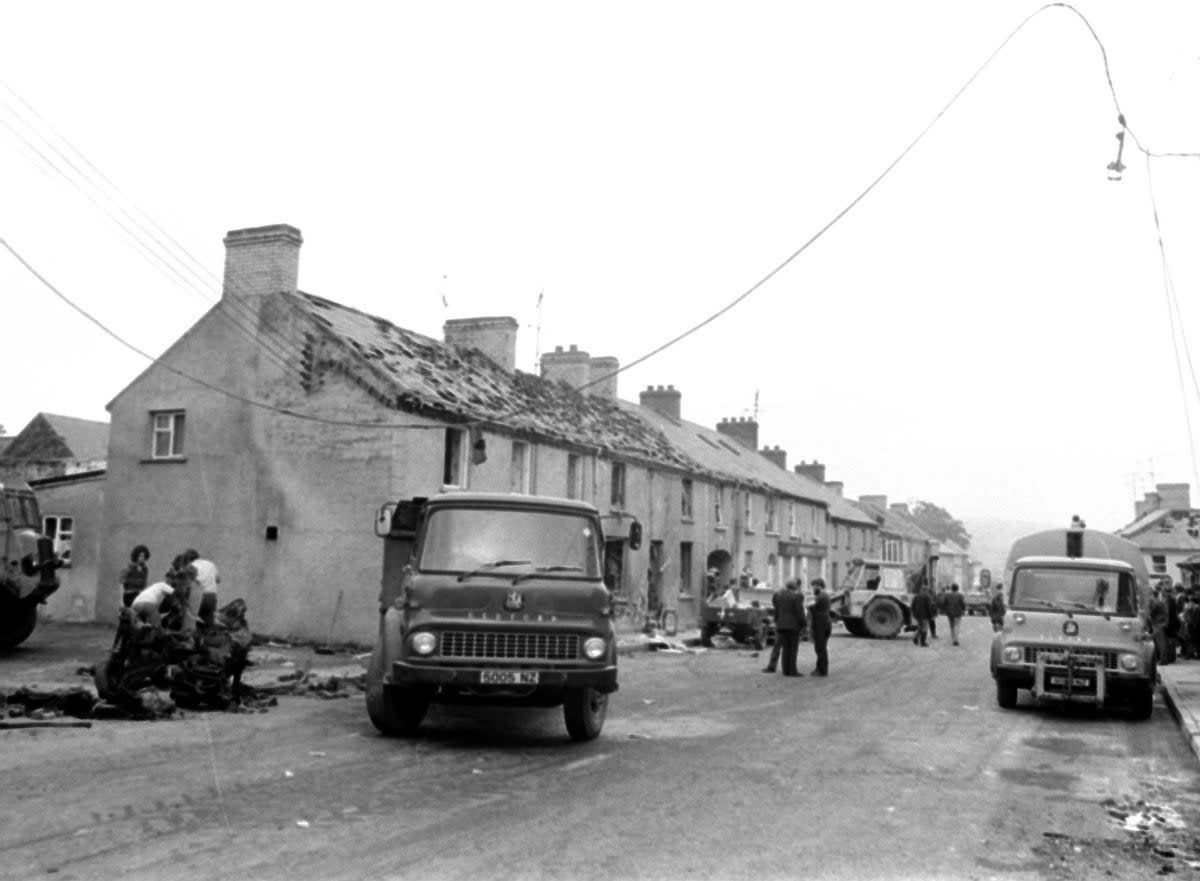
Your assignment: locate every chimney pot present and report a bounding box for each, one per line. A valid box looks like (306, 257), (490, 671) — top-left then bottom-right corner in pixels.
(444, 316), (519, 372)
(639, 383), (682, 419)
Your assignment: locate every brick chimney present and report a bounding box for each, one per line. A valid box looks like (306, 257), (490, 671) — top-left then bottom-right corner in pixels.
(640, 385), (681, 419)
(1157, 483), (1191, 510)
(824, 480), (844, 497)
(859, 494), (888, 511)
(760, 445), (787, 470)
(540, 344), (591, 389)
(443, 317), (518, 372)
(589, 357), (619, 400)
(794, 460), (826, 483)
(890, 502), (911, 517)
(716, 417), (758, 451)
(222, 224), (303, 300)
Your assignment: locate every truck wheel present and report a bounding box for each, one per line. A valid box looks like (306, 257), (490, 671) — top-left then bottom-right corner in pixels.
(843, 618), (868, 637)
(863, 599), (903, 639)
(1128, 685), (1155, 720)
(996, 681), (1018, 709)
(700, 622), (719, 647)
(365, 645), (428, 736)
(0, 603), (37, 649)
(563, 686), (608, 741)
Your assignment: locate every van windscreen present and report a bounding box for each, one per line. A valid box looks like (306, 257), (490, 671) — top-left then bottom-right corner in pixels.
(1011, 567), (1137, 616)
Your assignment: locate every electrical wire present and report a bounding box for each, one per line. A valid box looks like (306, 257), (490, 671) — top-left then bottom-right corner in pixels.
(1144, 154), (1200, 491)
(0, 235), (447, 431)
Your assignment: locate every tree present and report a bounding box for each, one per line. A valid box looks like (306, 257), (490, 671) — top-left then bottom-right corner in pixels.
(910, 500), (971, 550)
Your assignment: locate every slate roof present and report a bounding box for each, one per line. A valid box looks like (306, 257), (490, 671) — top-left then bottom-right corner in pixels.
(0, 413), (109, 462)
(1117, 508), (1200, 552)
(854, 500), (934, 542)
(287, 292), (701, 473)
(41, 414), (109, 460)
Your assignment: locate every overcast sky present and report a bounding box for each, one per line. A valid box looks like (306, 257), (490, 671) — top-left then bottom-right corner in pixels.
(2, 1), (1199, 533)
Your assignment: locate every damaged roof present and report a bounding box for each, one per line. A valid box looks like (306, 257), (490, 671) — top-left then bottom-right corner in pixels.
(286, 292), (702, 473)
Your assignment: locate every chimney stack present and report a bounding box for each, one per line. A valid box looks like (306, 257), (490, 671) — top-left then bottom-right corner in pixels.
(890, 502), (911, 517)
(540, 344), (592, 389)
(640, 385), (682, 419)
(859, 494), (888, 511)
(1157, 483), (1191, 510)
(824, 480), (844, 497)
(444, 316), (519, 372)
(716, 416), (759, 451)
(760, 445), (787, 470)
(222, 224), (303, 301)
(793, 460), (826, 483)
(588, 357), (620, 400)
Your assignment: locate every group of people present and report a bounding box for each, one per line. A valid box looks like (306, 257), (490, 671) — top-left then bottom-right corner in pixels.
(909, 582), (1007, 647)
(117, 544), (221, 634)
(761, 578), (833, 678)
(1149, 581), (1200, 665)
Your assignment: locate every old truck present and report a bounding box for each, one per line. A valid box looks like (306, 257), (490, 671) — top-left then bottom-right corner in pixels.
(365, 492), (637, 741)
(830, 557), (917, 638)
(989, 523), (1155, 718)
(0, 481), (60, 648)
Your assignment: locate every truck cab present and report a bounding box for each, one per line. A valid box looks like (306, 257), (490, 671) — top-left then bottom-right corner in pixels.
(990, 524), (1155, 718)
(0, 481), (60, 648)
(365, 492), (632, 741)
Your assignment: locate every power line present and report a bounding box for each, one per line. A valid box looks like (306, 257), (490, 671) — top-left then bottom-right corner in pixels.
(0, 236), (449, 431)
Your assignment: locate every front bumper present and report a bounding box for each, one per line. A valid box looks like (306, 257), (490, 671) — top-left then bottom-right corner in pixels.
(391, 660), (618, 694)
(993, 661), (1151, 704)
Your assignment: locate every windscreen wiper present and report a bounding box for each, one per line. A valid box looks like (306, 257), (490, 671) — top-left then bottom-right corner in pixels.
(1023, 598), (1073, 616)
(456, 560), (531, 583)
(511, 565), (584, 585)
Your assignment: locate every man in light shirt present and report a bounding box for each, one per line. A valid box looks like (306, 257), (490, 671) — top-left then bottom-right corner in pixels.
(183, 549), (221, 626)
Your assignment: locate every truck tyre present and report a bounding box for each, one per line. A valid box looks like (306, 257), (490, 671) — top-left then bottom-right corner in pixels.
(996, 681), (1018, 709)
(365, 645), (429, 736)
(843, 618), (868, 637)
(563, 686), (608, 741)
(1128, 685), (1155, 720)
(863, 599), (903, 639)
(0, 602), (37, 649)
(700, 621), (719, 647)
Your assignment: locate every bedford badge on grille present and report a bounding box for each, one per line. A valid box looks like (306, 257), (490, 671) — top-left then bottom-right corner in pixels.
(504, 590), (524, 611)
(1062, 620), (1079, 636)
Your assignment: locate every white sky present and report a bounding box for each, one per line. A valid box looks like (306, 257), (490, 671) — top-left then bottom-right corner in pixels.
(2, 1), (1199, 533)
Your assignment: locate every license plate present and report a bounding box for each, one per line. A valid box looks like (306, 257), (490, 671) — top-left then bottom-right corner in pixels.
(480, 670), (539, 685)
(1049, 675), (1092, 688)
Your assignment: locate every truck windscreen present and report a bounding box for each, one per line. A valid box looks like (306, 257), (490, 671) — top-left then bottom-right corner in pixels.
(1011, 567), (1137, 616)
(420, 507), (601, 579)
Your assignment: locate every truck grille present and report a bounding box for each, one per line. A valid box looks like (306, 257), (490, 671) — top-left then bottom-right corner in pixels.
(439, 631), (580, 661)
(1022, 646), (1118, 671)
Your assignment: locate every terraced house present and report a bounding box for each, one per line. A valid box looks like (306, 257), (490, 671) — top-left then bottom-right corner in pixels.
(99, 224), (876, 643)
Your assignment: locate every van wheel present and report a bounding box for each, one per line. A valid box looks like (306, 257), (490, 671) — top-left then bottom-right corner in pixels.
(1129, 685), (1155, 721)
(563, 687), (608, 741)
(996, 681), (1018, 709)
(365, 645), (428, 736)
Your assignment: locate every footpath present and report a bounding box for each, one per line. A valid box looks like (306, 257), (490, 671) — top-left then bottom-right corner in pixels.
(1158, 661), (1200, 764)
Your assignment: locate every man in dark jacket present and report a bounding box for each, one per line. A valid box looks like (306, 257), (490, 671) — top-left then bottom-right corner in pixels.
(944, 583), (967, 646)
(808, 578), (833, 675)
(911, 588), (934, 647)
(771, 580), (807, 677)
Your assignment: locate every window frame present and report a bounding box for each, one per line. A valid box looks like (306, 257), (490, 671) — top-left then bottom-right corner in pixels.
(510, 440), (532, 494)
(681, 479), (694, 521)
(443, 427), (468, 487)
(150, 410), (186, 460)
(610, 461), (627, 509)
(42, 514), (74, 567)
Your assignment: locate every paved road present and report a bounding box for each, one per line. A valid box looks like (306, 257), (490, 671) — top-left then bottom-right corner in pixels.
(4, 617), (1200, 881)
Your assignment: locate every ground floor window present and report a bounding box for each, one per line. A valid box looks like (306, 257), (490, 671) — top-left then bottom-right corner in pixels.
(42, 514), (74, 567)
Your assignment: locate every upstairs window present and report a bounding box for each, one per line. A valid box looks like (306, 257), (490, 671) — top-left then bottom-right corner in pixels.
(151, 410), (185, 459)
(443, 427), (467, 487)
(765, 496), (778, 534)
(788, 502), (797, 537)
(610, 462), (627, 509)
(566, 454), (582, 500)
(744, 493), (754, 532)
(714, 485), (725, 527)
(681, 479), (694, 520)
(1152, 555), (1167, 574)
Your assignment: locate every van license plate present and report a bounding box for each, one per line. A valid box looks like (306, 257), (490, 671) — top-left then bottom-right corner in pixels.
(1049, 675), (1092, 688)
(480, 670), (539, 685)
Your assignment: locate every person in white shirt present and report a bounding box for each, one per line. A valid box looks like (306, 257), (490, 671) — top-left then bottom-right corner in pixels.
(130, 579), (178, 629)
(183, 549), (220, 625)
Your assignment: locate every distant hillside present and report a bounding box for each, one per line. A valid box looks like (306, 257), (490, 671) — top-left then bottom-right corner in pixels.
(960, 516), (1059, 579)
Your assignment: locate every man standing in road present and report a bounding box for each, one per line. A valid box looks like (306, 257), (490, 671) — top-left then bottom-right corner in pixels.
(988, 584), (1006, 632)
(769, 580), (806, 677)
(944, 583), (966, 646)
(911, 587), (934, 647)
(808, 578), (832, 675)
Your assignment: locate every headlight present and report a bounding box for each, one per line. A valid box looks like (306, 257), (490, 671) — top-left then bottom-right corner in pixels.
(583, 637), (607, 660)
(410, 632), (437, 656)
(1002, 646), (1023, 663)
(1120, 653), (1139, 672)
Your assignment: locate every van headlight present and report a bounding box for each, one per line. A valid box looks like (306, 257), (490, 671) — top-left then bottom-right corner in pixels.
(1002, 646), (1023, 663)
(583, 637), (607, 660)
(1119, 653), (1139, 672)
(410, 632), (437, 656)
